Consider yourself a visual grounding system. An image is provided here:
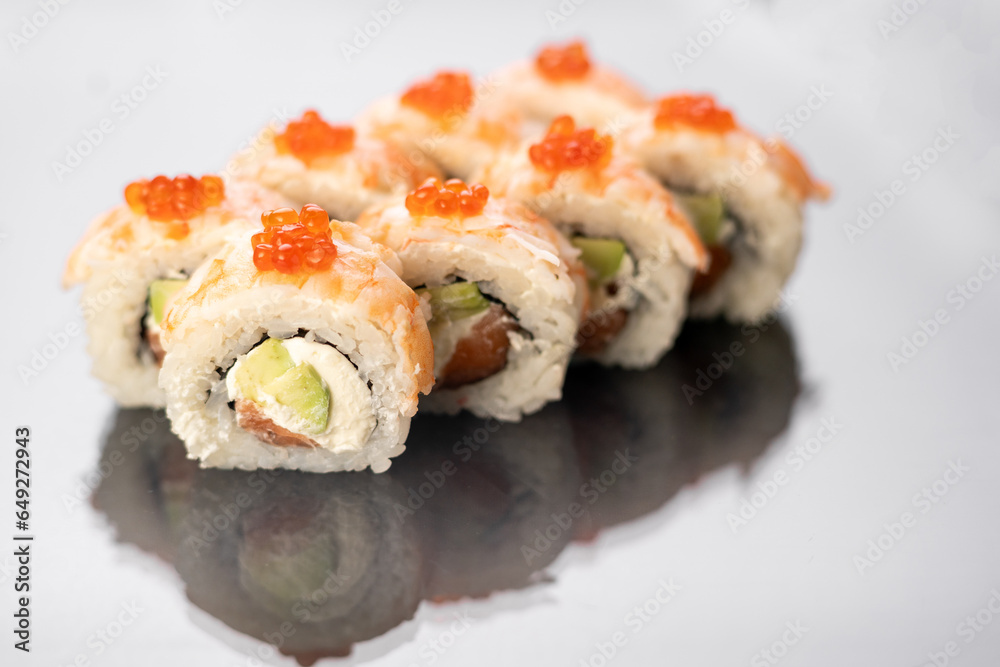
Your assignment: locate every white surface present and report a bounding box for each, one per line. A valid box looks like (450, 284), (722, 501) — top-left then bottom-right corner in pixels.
(1, 0), (999, 666)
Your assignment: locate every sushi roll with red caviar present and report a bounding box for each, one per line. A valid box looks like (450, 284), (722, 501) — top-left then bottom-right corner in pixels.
(621, 93), (829, 322)
(487, 40), (647, 135)
(62, 175), (287, 407)
(475, 115), (707, 369)
(355, 70), (522, 180)
(229, 109), (442, 221)
(356, 178), (586, 421)
(159, 204), (434, 473)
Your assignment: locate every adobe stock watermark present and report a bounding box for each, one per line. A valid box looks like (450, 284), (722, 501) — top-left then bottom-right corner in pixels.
(213, 0), (247, 20)
(920, 587), (1000, 667)
(726, 417), (845, 533)
(681, 290), (797, 405)
(578, 578), (682, 667)
(183, 469), (284, 556)
(843, 125), (959, 244)
(51, 65), (169, 182)
(775, 85), (834, 140)
(672, 0), (750, 73)
(340, 0), (413, 63)
(220, 107), (292, 183)
(407, 612), (475, 667)
(18, 267), (135, 386)
(7, 0), (73, 53)
(522, 449), (637, 565)
(55, 600), (144, 667)
(887, 254), (998, 372)
(62, 411), (170, 513)
(750, 620), (809, 667)
(544, 0), (588, 31)
(877, 0), (933, 39)
(853, 459), (969, 575)
(391, 417), (502, 524)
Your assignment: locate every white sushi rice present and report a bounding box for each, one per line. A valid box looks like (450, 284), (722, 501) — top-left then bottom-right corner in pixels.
(229, 134), (436, 221)
(475, 153), (704, 370)
(65, 180), (285, 407)
(359, 202), (584, 422)
(624, 122), (807, 322)
(160, 255), (428, 473)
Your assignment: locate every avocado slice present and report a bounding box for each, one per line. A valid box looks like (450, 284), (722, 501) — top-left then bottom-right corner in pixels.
(233, 338), (295, 403)
(677, 192), (726, 245)
(262, 362), (330, 434)
(148, 279), (187, 325)
(571, 237), (626, 283)
(419, 282), (491, 321)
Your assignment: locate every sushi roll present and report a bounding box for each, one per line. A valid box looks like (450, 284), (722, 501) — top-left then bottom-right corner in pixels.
(488, 40), (647, 134)
(475, 115), (707, 369)
(621, 93), (829, 322)
(62, 174), (287, 407)
(356, 177), (587, 421)
(159, 204), (434, 473)
(229, 108), (441, 221)
(355, 70), (522, 179)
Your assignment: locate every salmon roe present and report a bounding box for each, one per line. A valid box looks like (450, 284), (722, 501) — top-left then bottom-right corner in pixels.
(535, 41), (592, 82)
(252, 204), (337, 274)
(274, 110), (355, 165)
(653, 94), (737, 133)
(405, 178), (489, 218)
(124, 174), (225, 238)
(400, 71), (474, 119)
(528, 115), (613, 174)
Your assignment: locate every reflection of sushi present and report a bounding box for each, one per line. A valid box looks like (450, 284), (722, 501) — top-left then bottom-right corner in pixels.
(622, 94), (829, 322)
(357, 178), (586, 421)
(566, 318), (800, 533)
(175, 467), (423, 664)
(396, 405), (581, 599)
(476, 115), (706, 368)
(487, 40), (647, 134)
(229, 109), (441, 221)
(91, 408), (198, 562)
(356, 70), (522, 179)
(62, 175), (287, 407)
(160, 205), (433, 473)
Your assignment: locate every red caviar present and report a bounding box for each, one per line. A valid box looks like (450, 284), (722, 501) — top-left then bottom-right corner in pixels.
(405, 178), (489, 218)
(528, 115), (613, 174)
(653, 94), (737, 133)
(274, 110), (355, 165)
(252, 204), (337, 274)
(400, 71), (474, 119)
(535, 41), (592, 81)
(124, 174), (225, 238)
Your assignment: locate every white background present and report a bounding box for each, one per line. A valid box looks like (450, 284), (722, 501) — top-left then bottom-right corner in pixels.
(1, 0), (999, 665)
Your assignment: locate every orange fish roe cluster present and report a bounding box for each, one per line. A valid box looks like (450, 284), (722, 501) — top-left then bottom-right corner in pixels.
(124, 174), (225, 238)
(405, 178), (489, 218)
(400, 71), (474, 119)
(653, 93), (737, 133)
(535, 41), (592, 82)
(274, 110), (355, 165)
(252, 204), (337, 274)
(528, 115), (613, 174)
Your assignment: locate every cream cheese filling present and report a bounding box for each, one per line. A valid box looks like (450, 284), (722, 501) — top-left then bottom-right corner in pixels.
(226, 337), (376, 453)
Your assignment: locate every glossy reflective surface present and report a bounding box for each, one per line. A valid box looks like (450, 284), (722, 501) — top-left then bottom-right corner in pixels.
(4, 1), (999, 665)
(91, 321), (799, 664)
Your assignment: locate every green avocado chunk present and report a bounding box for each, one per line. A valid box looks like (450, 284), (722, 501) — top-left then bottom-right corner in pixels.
(148, 279), (187, 325)
(571, 237), (626, 283)
(419, 282), (491, 321)
(677, 192), (726, 245)
(234, 338), (295, 403)
(262, 362), (330, 434)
